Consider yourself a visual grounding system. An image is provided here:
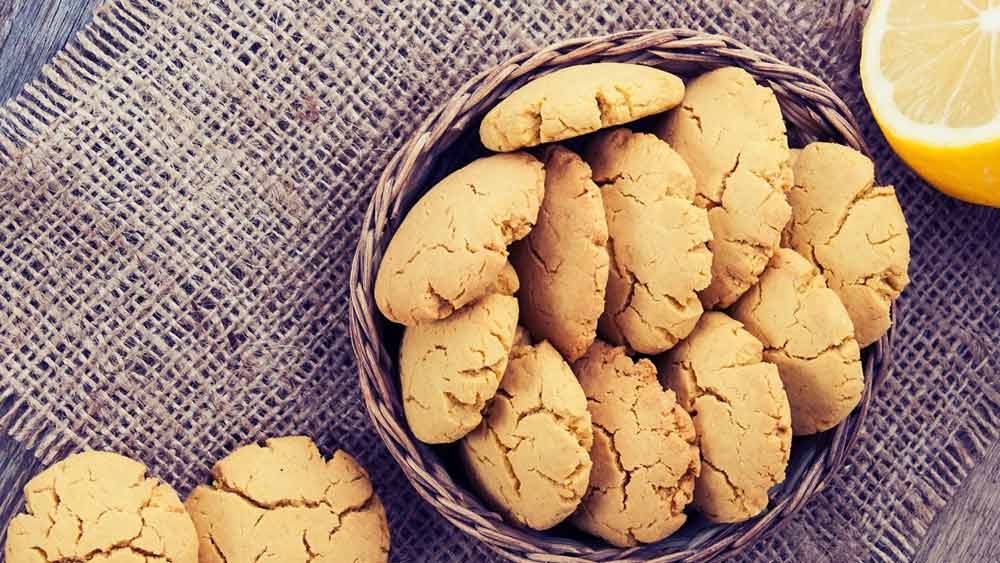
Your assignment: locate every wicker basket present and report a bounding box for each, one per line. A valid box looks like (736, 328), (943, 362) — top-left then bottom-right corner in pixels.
(349, 29), (893, 563)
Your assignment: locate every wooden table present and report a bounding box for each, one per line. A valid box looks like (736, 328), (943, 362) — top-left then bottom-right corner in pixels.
(0, 2), (996, 562)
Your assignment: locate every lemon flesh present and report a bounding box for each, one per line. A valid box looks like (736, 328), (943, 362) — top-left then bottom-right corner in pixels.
(862, 0), (1000, 206)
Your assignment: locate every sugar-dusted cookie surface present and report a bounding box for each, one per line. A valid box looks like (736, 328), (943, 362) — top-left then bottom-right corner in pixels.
(185, 436), (390, 563)
(657, 66), (793, 309)
(375, 152), (544, 326)
(732, 249), (865, 435)
(585, 128), (713, 355)
(460, 340), (593, 531)
(784, 142), (910, 347)
(511, 146), (609, 362)
(571, 341), (700, 547)
(658, 312), (792, 524)
(480, 63), (684, 152)
(5, 451), (198, 563)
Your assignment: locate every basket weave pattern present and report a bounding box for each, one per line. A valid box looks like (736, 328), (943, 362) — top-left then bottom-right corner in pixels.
(349, 29), (892, 563)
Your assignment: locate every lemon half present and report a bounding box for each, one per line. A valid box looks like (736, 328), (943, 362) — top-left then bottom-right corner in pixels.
(861, 0), (1000, 207)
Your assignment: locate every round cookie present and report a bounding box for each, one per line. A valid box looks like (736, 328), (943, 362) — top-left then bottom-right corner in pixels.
(656, 66), (793, 309)
(460, 340), (593, 531)
(400, 287), (520, 444)
(584, 128), (713, 355)
(480, 63), (685, 152)
(185, 436), (390, 563)
(374, 152), (545, 326)
(5, 451), (198, 563)
(732, 249), (865, 435)
(784, 142), (910, 347)
(658, 312), (792, 524)
(570, 341), (699, 547)
(510, 145), (609, 362)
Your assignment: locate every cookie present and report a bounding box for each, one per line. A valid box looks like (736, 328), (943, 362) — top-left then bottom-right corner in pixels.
(585, 128), (713, 355)
(4, 451), (197, 563)
(186, 436), (390, 563)
(510, 146), (609, 362)
(460, 340), (593, 530)
(784, 142), (910, 347)
(400, 288), (519, 444)
(374, 152), (545, 326)
(480, 63), (685, 152)
(658, 312), (792, 523)
(571, 341), (699, 547)
(656, 66), (793, 309)
(732, 249), (865, 435)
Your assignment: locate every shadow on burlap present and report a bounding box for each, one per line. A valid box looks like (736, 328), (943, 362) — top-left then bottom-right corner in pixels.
(0, 1), (997, 561)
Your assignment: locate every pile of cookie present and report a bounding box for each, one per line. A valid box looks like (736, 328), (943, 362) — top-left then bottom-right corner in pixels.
(375, 63), (910, 547)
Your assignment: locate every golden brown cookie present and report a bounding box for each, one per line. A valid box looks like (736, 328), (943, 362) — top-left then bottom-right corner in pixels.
(570, 341), (699, 547)
(480, 63), (684, 152)
(658, 312), (792, 524)
(584, 128), (713, 355)
(185, 436), (390, 563)
(656, 66), (793, 309)
(732, 249), (865, 435)
(400, 290), (519, 444)
(460, 340), (593, 531)
(4, 451), (197, 563)
(374, 152), (544, 326)
(784, 142), (910, 347)
(511, 146), (609, 362)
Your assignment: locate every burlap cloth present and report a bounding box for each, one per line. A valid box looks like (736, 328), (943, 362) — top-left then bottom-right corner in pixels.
(0, 1), (996, 561)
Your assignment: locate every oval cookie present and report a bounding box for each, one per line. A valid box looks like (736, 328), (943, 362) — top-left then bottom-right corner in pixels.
(585, 128), (713, 355)
(480, 63), (684, 152)
(511, 146), (609, 362)
(731, 249), (865, 435)
(374, 152), (544, 326)
(571, 341), (699, 547)
(658, 312), (792, 524)
(460, 340), (593, 531)
(656, 66), (793, 309)
(784, 142), (910, 347)
(5, 451), (198, 563)
(186, 436), (390, 563)
(400, 288), (519, 444)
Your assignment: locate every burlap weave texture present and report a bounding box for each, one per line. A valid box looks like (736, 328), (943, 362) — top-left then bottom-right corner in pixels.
(0, 1), (996, 562)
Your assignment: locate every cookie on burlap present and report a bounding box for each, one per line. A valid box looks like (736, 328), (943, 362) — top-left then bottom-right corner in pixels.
(584, 128), (713, 355)
(658, 312), (792, 523)
(784, 142), (910, 347)
(185, 436), (389, 563)
(374, 152), (544, 326)
(511, 145), (609, 362)
(571, 341), (700, 547)
(460, 340), (593, 531)
(400, 285), (520, 444)
(656, 66), (793, 309)
(480, 63), (684, 152)
(732, 249), (865, 435)
(4, 451), (197, 563)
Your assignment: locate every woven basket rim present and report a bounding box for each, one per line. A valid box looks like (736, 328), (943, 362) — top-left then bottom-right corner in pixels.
(349, 28), (893, 563)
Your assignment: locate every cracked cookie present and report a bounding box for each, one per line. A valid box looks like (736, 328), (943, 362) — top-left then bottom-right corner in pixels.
(4, 451), (198, 563)
(570, 341), (699, 547)
(784, 142), (910, 347)
(460, 340), (593, 531)
(658, 312), (792, 524)
(479, 63), (684, 152)
(185, 436), (389, 563)
(732, 249), (865, 435)
(656, 66), (793, 309)
(510, 146), (609, 362)
(584, 128), (713, 355)
(400, 286), (520, 444)
(374, 152), (545, 326)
